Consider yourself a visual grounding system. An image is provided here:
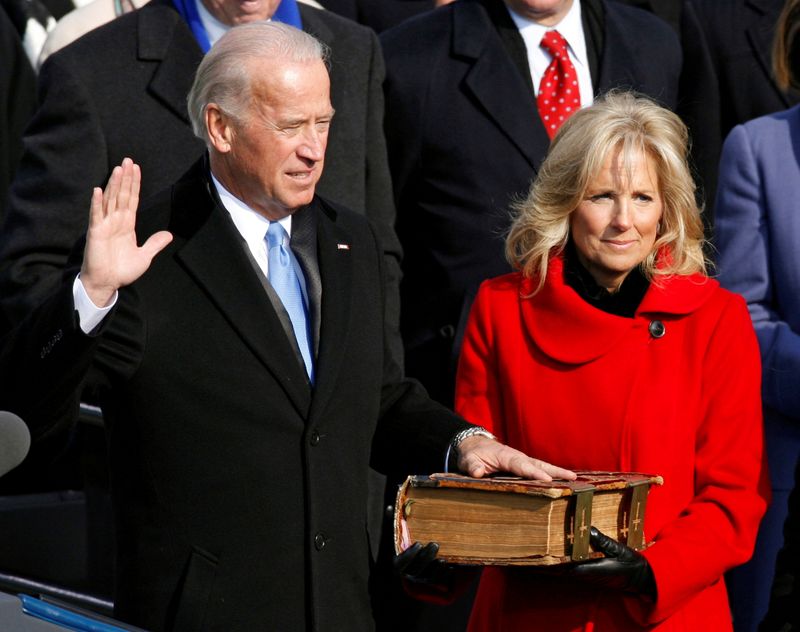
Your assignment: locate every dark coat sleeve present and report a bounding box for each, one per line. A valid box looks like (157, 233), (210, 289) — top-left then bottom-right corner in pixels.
(0, 279), (93, 437)
(0, 275), (106, 495)
(0, 6), (36, 223)
(365, 214), (471, 478)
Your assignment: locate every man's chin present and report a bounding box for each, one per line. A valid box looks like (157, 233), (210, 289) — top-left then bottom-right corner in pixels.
(295, 185), (318, 205)
(282, 191), (317, 213)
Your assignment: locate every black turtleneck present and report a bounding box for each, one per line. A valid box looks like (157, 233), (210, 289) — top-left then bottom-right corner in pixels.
(563, 241), (650, 318)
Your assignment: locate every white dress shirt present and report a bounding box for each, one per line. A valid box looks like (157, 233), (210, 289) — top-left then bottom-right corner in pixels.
(73, 276), (116, 334)
(197, 0), (228, 46)
(507, 1), (594, 109)
(211, 173), (294, 281)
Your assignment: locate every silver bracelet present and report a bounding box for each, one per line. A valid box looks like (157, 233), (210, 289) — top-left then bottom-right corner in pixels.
(444, 426), (497, 473)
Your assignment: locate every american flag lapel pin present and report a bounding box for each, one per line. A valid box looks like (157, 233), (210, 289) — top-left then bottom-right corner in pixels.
(337, 243), (350, 250)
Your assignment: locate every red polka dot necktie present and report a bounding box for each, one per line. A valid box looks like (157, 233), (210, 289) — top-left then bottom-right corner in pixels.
(537, 30), (581, 139)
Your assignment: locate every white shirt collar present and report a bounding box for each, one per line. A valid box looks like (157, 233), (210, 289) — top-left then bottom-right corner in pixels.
(211, 172), (292, 275)
(507, 0), (588, 69)
(506, 0), (592, 106)
(196, 0), (229, 47)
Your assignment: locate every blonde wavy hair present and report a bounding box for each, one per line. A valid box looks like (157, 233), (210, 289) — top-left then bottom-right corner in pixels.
(506, 91), (707, 292)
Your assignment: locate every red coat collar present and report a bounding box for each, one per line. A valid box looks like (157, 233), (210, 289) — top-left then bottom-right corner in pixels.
(519, 256), (719, 364)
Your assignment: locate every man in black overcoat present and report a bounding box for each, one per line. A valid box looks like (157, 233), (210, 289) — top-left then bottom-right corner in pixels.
(9, 22), (573, 632)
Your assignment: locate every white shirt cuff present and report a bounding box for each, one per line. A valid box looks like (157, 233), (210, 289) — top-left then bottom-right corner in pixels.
(73, 275), (117, 334)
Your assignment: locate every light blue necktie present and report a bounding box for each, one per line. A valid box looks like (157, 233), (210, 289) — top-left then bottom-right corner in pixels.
(266, 222), (314, 383)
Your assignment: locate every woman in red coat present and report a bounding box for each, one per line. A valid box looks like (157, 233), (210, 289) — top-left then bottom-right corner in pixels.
(454, 91), (769, 631)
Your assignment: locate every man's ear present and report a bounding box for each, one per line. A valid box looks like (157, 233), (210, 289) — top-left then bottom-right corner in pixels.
(206, 104), (234, 154)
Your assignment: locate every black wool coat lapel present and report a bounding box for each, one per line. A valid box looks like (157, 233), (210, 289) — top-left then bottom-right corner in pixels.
(172, 170), (313, 418)
(308, 201), (353, 423)
(138, 0), (203, 124)
(452, 2), (547, 171)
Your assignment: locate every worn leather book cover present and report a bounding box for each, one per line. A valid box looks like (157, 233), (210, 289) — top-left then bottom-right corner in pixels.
(394, 471), (663, 566)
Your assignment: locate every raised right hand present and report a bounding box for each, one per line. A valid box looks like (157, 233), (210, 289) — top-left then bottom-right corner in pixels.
(80, 158), (173, 307)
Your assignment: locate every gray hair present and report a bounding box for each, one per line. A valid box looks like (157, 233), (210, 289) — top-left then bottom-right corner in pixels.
(506, 90), (707, 292)
(187, 21), (329, 146)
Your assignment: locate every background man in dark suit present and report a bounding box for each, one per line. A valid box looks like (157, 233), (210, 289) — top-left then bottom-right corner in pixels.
(692, 0), (800, 147)
(381, 0), (682, 407)
(17, 22), (573, 631)
(678, 0), (800, 234)
(0, 0), (401, 357)
(318, 0), (450, 32)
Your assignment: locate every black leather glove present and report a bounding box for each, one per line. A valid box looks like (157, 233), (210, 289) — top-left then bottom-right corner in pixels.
(570, 527), (657, 600)
(394, 542), (455, 596)
(394, 541), (484, 602)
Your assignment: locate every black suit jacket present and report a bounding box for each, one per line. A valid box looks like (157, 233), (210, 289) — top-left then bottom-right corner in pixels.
(16, 160), (467, 632)
(688, 0), (800, 239)
(381, 0), (682, 404)
(0, 0), (401, 351)
(692, 0), (800, 144)
(319, 0), (434, 32)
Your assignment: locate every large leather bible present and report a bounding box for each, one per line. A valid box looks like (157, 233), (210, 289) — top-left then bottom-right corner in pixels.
(394, 471), (663, 566)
